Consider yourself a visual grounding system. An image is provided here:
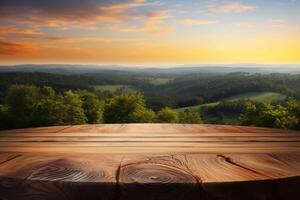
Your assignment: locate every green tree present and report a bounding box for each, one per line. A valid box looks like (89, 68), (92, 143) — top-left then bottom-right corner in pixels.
(60, 91), (87, 124)
(31, 86), (66, 126)
(5, 85), (62, 127)
(179, 109), (202, 124)
(5, 85), (88, 127)
(131, 108), (156, 123)
(239, 101), (260, 126)
(240, 100), (300, 130)
(75, 90), (104, 124)
(103, 93), (156, 123)
(157, 107), (179, 123)
(284, 100), (300, 130)
(0, 104), (10, 130)
(6, 85), (39, 127)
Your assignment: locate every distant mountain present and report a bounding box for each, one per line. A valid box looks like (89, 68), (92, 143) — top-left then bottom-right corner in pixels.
(0, 64), (299, 74)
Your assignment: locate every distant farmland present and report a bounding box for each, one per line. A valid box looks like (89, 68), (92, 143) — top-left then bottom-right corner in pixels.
(174, 92), (287, 125)
(93, 85), (137, 93)
(174, 92), (286, 112)
(136, 77), (173, 85)
(224, 92), (287, 103)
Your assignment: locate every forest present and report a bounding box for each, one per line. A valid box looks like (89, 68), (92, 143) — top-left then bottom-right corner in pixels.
(1, 72), (300, 108)
(0, 70), (299, 130)
(0, 85), (202, 130)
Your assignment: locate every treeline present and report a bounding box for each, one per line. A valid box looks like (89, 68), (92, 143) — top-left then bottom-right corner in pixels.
(201, 99), (300, 130)
(0, 85), (299, 130)
(0, 72), (162, 102)
(240, 100), (300, 130)
(1, 72), (300, 111)
(149, 73), (300, 108)
(0, 85), (201, 130)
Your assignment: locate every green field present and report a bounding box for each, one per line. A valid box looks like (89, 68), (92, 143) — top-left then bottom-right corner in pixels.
(148, 78), (173, 85)
(136, 77), (173, 85)
(174, 102), (218, 112)
(174, 92), (287, 125)
(224, 92), (286, 103)
(174, 92), (286, 112)
(93, 85), (136, 92)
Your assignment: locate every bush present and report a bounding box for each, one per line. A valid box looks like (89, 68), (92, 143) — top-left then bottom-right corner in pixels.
(60, 91), (87, 125)
(2, 85), (100, 129)
(157, 107), (179, 123)
(103, 93), (156, 123)
(240, 100), (300, 130)
(75, 90), (104, 124)
(179, 109), (202, 124)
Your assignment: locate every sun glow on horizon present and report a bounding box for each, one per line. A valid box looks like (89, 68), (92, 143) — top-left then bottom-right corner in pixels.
(0, 0), (299, 65)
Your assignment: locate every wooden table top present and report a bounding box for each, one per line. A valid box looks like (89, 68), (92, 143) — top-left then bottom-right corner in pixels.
(0, 124), (299, 200)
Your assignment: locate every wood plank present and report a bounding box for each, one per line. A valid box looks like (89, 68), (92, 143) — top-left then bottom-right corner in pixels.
(179, 154), (300, 182)
(1, 136), (300, 142)
(0, 124), (299, 199)
(0, 125), (72, 134)
(2, 132), (299, 137)
(173, 154), (268, 182)
(118, 155), (203, 200)
(0, 154), (122, 200)
(1, 146), (300, 155)
(1, 124), (298, 135)
(0, 153), (21, 166)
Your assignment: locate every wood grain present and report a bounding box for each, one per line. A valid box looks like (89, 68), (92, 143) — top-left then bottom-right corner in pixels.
(118, 155), (203, 200)
(0, 124), (299, 200)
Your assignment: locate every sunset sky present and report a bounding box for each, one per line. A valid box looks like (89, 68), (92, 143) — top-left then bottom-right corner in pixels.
(0, 0), (299, 65)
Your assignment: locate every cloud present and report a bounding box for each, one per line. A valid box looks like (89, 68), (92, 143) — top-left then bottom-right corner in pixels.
(0, 40), (36, 55)
(112, 21), (173, 34)
(0, 0), (157, 26)
(214, 2), (256, 13)
(146, 10), (170, 20)
(102, 0), (152, 12)
(180, 19), (218, 26)
(53, 36), (111, 44)
(0, 0), (170, 37)
(111, 10), (173, 34)
(0, 26), (72, 41)
(0, 26), (42, 37)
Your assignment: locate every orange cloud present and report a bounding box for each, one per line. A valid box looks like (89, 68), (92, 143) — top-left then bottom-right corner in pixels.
(0, 26), (71, 42)
(112, 21), (173, 34)
(146, 10), (170, 20)
(102, 0), (150, 12)
(0, 41), (36, 55)
(111, 10), (173, 34)
(180, 19), (218, 26)
(214, 2), (256, 13)
(0, 27), (42, 36)
(0, 0), (160, 27)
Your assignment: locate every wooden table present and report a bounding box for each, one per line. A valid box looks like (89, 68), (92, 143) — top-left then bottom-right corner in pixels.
(0, 124), (299, 200)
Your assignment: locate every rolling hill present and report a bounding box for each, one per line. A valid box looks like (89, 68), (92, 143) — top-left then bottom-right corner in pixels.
(174, 92), (287, 112)
(1, 64), (300, 74)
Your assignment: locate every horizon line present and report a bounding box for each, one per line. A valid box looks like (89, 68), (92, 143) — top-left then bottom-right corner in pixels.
(1, 63), (300, 68)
